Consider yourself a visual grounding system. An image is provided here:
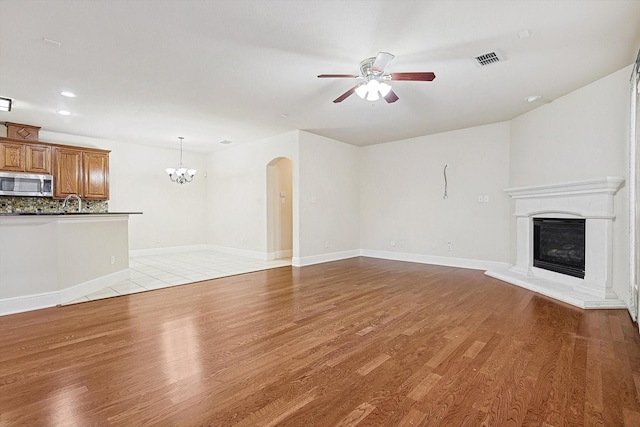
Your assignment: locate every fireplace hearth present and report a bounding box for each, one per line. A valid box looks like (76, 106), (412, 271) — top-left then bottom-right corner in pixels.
(533, 218), (585, 279)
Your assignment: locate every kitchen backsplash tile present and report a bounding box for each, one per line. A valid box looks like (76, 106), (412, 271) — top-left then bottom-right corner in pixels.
(0, 197), (108, 213)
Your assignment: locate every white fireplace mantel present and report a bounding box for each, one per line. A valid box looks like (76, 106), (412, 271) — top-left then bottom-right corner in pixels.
(486, 176), (626, 309)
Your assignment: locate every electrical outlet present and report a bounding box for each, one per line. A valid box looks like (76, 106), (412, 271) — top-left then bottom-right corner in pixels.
(110, 255), (115, 265)
(483, 195), (489, 203)
(325, 240), (330, 248)
(478, 195), (483, 203)
(447, 241), (453, 251)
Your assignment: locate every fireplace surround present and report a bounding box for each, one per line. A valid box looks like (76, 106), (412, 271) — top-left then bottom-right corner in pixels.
(486, 176), (626, 309)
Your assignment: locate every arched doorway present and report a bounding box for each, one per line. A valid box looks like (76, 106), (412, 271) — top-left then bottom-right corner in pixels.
(266, 157), (293, 260)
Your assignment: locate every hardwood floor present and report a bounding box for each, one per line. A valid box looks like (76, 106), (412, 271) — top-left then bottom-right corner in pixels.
(1, 257), (640, 426)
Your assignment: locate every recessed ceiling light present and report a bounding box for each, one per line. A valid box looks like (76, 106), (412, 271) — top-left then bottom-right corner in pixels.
(42, 38), (61, 47)
(219, 140), (233, 145)
(57, 110), (71, 116)
(525, 95), (542, 103)
(0, 97), (12, 112)
(60, 91), (76, 98)
(518, 29), (531, 39)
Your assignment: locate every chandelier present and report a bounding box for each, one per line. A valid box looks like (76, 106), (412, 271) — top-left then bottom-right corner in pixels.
(165, 137), (196, 184)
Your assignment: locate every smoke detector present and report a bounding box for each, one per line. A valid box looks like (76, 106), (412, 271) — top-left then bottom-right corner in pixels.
(474, 51), (504, 67)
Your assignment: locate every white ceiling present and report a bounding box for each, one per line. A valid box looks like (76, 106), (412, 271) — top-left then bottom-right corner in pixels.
(1, 0), (639, 152)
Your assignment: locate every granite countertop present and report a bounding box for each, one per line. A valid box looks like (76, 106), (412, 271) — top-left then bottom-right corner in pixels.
(0, 212), (143, 216)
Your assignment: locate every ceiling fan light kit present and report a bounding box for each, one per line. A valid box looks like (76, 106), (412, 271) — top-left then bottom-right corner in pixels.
(318, 52), (436, 104)
(355, 80), (392, 101)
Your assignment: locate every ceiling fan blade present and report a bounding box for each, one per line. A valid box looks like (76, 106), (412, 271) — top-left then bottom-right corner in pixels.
(333, 85), (360, 103)
(383, 90), (399, 103)
(390, 72), (436, 81)
(371, 52), (394, 73)
(318, 74), (360, 79)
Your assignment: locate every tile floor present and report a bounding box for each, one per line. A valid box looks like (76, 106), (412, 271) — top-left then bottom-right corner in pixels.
(66, 249), (292, 304)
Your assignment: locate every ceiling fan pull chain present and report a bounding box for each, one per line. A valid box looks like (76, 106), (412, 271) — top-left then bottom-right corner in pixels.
(443, 164), (449, 199)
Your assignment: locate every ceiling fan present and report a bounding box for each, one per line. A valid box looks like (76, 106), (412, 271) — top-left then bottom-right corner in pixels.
(317, 52), (436, 103)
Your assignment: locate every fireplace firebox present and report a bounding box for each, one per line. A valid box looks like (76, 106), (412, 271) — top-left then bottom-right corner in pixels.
(533, 218), (585, 279)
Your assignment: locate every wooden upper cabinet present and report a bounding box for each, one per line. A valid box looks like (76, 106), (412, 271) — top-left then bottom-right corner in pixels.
(0, 135), (110, 200)
(83, 150), (109, 200)
(25, 144), (51, 174)
(53, 147), (83, 199)
(52, 146), (110, 200)
(0, 141), (25, 171)
(0, 140), (51, 173)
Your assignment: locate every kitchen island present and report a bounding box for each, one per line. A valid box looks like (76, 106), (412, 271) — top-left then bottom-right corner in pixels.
(0, 212), (141, 315)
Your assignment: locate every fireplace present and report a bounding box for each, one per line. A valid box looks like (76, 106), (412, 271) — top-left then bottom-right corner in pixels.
(485, 176), (626, 309)
(533, 218), (585, 278)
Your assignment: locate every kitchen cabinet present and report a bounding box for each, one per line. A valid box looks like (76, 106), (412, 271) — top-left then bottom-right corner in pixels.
(0, 139), (51, 173)
(25, 144), (51, 174)
(53, 147), (83, 198)
(0, 134), (110, 200)
(0, 141), (24, 171)
(52, 147), (109, 200)
(83, 150), (109, 199)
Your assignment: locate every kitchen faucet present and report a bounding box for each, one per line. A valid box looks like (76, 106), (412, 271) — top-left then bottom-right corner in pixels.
(62, 194), (82, 212)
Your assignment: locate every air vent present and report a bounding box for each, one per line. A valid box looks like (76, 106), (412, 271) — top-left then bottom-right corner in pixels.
(474, 51), (503, 67)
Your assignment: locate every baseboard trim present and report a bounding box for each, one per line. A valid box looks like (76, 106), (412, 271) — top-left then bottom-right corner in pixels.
(267, 249), (293, 260)
(60, 269), (131, 304)
(207, 245), (268, 260)
(131, 244), (289, 261)
(130, 244), (210, 258)
(0, 269), (131, 316)
(359, 249), (510, 271)
(292, 250), (360, 267)
(0, 291), (60, 317)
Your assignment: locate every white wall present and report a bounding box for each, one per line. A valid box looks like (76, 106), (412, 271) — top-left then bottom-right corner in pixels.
(206, 130), (361, 264)
(40, 131), (208, 251)
(297, 132), (361, 263)
(206, 131), (298, 258)
(510, 65), (631, 305)
(359, 122), (512, 266)
(510, 66), (630, 187)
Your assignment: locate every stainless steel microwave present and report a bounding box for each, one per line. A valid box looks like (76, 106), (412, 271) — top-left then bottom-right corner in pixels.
(0, 171), (53, 197)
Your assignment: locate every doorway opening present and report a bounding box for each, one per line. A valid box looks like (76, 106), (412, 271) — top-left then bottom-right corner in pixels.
(266, 157), (293, 260)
